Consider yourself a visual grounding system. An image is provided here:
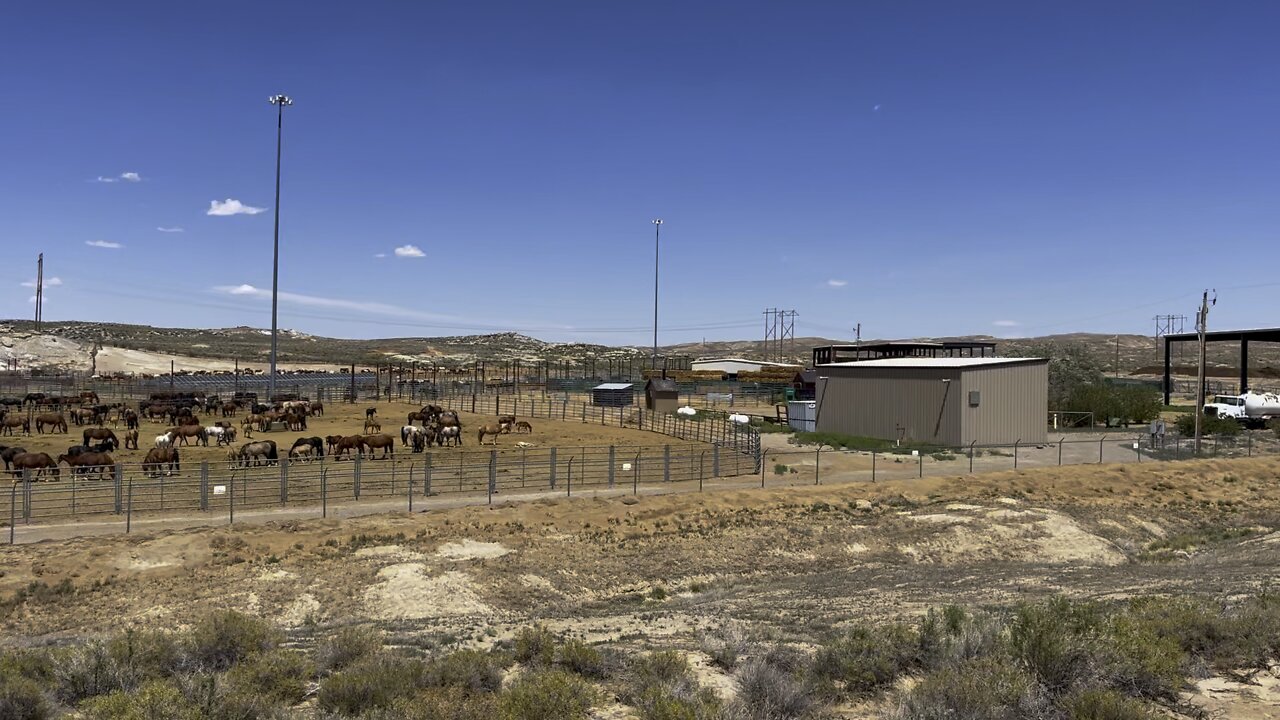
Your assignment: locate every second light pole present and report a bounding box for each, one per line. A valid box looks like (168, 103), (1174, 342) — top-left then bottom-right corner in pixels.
(652, 218), (663, 369)
(267, 93), (293, 402)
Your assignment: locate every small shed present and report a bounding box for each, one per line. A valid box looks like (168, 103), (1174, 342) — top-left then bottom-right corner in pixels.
(591, 382), (635, 407)
(645, 378), (679, 413)
(793, 370), (817, 400)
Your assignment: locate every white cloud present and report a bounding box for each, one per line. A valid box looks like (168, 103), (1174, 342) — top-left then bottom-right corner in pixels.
(207, 199), (267, 216)
(93, 171), (141, 183)
(157, 226), (184, 233)
(213, 284), (460, 322)
(826, 279), (848, 288)
(992, 320), (1020, 327)
(394, 244), (425, 258)
(86, 240), (123, 249)
(374, 253), (387, 258)
(20, 277), (62, 288)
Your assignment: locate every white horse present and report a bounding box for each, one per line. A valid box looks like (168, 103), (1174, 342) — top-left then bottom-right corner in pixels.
(288, 444), (315, 462)
(154, 431), (174, 449)
(436, 425), (461, 447)
(401, 424), (424, 447)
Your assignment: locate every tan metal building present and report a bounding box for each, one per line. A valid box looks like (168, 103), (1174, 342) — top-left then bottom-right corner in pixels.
(814, 357), (1048, 446)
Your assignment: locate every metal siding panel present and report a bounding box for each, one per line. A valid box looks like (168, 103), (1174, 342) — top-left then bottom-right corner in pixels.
(959, 362), (1048, 445)
(816, 368), (962, 445)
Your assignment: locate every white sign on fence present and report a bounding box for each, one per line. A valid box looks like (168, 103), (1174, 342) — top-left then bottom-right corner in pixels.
(621, 463), (632, 471)
(213, 485), (227, 495)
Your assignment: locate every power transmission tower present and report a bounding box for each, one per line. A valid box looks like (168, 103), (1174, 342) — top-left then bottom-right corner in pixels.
(761, 308), (798, 362)
(1154, 314), (1187, 363)
(1193, 290), (1216, 455)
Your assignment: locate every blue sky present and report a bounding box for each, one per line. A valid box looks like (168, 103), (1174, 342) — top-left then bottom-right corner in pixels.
(2, 1), (1277, 345)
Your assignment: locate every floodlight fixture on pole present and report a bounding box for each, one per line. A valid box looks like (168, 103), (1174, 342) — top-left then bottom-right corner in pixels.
(267, 94), (292, 402)
(652, 219), (663, 368)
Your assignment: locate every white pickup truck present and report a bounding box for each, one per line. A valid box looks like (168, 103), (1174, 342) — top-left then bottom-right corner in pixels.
(1203, 391), (1280, 429)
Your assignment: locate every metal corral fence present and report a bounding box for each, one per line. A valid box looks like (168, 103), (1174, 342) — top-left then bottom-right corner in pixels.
(759, 430), (1279, 486)
(1, 441), (758, 536)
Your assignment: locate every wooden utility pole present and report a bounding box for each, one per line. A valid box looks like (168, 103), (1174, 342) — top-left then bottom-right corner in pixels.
(1193, 289), (1215, 455)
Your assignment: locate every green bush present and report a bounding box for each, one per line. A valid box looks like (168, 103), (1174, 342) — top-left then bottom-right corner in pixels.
(424, 649), (504, 693)
(0, 670), (51, 720)
(893, 657), (1049, 720)
(556, 640), (608, 679)
(313, 625), (384, 671)
(1173, 412), (1241, 437)
(773, 464), (788, 475)
(699, 624), (750, 670)
(1008, 598), (1105, 696)
(367, 687), (501, 720)
(731, 657), (812, 720)
(623, 651), (720, 720)
(499, 669), (596, 720)
(514, 626), (557, 667)
(185, 611), (280, 672)
(223, 649), (313, 705)
(811, 623), (919, 695)
(1065, 689), (1157, 719)
(318, 655), (425, 715)
(80, 680), (201, 720)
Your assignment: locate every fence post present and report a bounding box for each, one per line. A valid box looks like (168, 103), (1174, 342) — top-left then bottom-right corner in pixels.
(126, 477), (132, 533)
(488, 450), (496, 505)
(663, 445), (671, 483)
(567, 457), (573, 497)
(408, 464), (414, 512)
(114, 464), (123, 514)
(549, 447), (557, 490)
(1248, 432), (1253, 457)
(969, 441), (976, 473)
(872, 451), (877, 482)
(280, 458), (289, 506)
(699, 451), (705, 491)
(1136, 439), (1142, 463)
(1014, 440), (1020, 470)
(581, 403), (587, 423)
(321, 467), (327, 518)
(354, 453), (362, 499)
(425, 453), (433, 496)
(816, 446), (822, 485)
(1099, 437), (1104, 464)
(713, 445), (720, 477)
(228, 471), (234, 525)
(22, 470), (31, 522)
(1058, 439), (1063, 466)
(635, 451), (641, 495)
(8, 482), (15, 545)
(918, 451), (923, 478)
(200, 461), (209, 511)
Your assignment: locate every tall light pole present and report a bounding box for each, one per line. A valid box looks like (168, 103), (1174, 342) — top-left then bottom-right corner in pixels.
(267, 94), (292, 402)
(652, 219), (663, 369)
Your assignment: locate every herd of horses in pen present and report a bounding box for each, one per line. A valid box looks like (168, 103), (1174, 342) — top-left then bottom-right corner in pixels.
(0, 390), (534, 482)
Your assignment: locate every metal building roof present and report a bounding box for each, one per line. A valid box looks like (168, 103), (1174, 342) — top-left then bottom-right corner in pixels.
(592, 382), (635, 390)
(818, 357), (1044, 369)
(645, 378), (678, 392)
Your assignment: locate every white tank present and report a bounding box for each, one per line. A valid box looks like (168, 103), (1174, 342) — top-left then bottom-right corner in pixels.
(1243, 392), (1280, 417)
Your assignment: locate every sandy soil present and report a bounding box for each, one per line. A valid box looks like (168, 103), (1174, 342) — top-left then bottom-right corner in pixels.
(3, 456), (1279, 717)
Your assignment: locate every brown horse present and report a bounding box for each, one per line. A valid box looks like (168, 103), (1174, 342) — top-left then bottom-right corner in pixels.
(178, 414), (202, 426)
(11, 452), (59, 479)
(497, 414), (516, 428)
(83, 428), (119, 449)
(123, 429), (139, 450)
(142, 447), (180, 476)
(407, 411), (429, 426)
(331, 435), (365, 460)
(171, 425), (207, 447)
(1, 446), (28, 470)
(309, 401), (324, 417)
(363, 418), (381, 433)
(1, 416), (30, 436)
(124, 410), (139, 430)
(221, 402), (239, 417)
(514, 421), (533, 434)
(360, 433), (395, 459)
(234, 440), (277, 468)
(478, 424), (506, 446)
(283, 413), (307, 431)
(35, 413), (68, 434)
(58, 451), (113, 478)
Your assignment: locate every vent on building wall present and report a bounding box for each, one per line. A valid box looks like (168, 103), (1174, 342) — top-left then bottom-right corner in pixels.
(969, 390), (981, 407)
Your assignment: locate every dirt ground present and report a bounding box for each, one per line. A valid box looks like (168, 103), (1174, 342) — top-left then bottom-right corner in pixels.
(1, 399), (677, 465)
(3, 456), (1280, 716)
